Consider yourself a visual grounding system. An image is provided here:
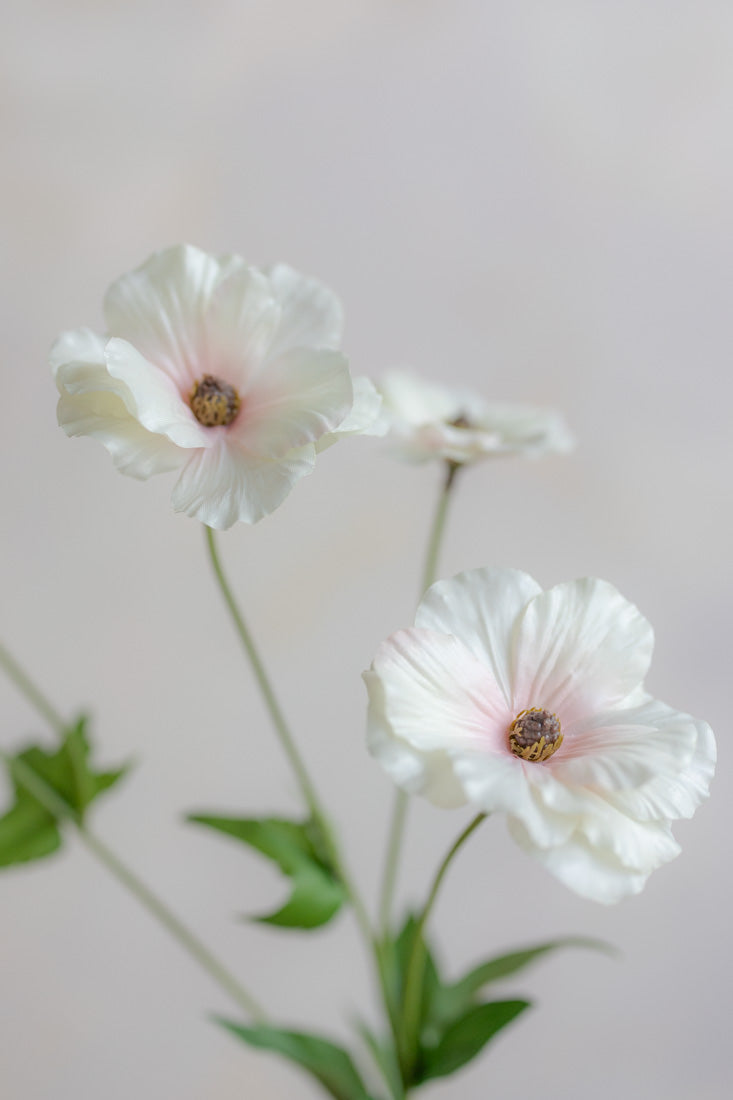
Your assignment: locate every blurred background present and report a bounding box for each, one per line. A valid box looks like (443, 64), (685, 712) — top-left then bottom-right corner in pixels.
(2, 1), (731, 1097)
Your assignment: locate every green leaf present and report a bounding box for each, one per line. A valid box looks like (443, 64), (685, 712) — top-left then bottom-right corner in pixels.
(434, 936), (614, 1025)
(353, 1019), (404, 1100)
(218, 1020), (378, 1100)
(188, 814), (346, 929)
(418, 1000), (530, 1082)
(0, 718), (128, 869)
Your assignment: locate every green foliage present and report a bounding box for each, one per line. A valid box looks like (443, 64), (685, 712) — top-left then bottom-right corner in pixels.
(374, 917), (612, 1091)
(218, 1020), (380, 1100)
(0, 718), (128, 868)
(188, 814), (346, 929)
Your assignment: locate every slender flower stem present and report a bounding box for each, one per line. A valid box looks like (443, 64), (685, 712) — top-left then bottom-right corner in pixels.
(0, 643), (265, 1021)
(203, 526), (374, 947)
(0, 641), (67, 735)
(400, 813), (487, 1075)
(378, 462), (461, 938)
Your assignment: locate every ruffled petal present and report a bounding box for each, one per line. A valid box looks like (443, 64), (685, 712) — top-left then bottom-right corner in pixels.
(104, 339), (210, 449)
(507, 819), (654, 904)
(52, 328), (186, 478)
(103, 245), (221, 388)
(233, 348), (353, 459)
(364, 670), (467, 808)
(512, 578), (654, 726)
(103, 245), (280, 393)
(315, 376), (386, 452)
(263, 263), (344, 359)
(170, 436), (316, 528)
(416, 568), (542, 705)
(365, 627), (511, 760)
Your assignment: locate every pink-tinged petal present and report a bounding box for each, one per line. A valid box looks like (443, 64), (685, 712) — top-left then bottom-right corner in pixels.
(364, 670), (468, 808)
(103, 245), (221, 388)
(205, 257), (281, 390)
(416, 568), (542, 706)
(549, 699), (701, 797)
(171, 437), (316, 528)
(263, 263), (344, 358)
(233, 348), (353, 459)
(511, 578), (654, 726)
(507, 819), (653, 904)
(56, 389), (185, 478)
(104, 339), (210, 449)
(315, 376), (386, 452)
(365, 627), (511, 759)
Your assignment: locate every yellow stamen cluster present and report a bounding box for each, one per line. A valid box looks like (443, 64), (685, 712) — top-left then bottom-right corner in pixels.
(190, 374), (241, 427)
(508, 707), (563, 763)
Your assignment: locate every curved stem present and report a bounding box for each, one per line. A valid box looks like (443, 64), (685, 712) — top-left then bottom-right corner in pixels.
(378, 462), (461, 937)
(2, 748), (266, 1021)
(0, 641), (67, 735)
(203, 526), (374, 947)
(400, 813), (487, 1074)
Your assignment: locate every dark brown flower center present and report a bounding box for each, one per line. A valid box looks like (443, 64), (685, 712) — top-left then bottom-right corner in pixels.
(508, 707), (563, 762)
(448, 412), (472, 429)
(190, 374), (241, 427)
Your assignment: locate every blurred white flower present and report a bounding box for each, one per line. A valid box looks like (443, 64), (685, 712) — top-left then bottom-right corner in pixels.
(364, 568), (715, 903)
(378, 371), (573, 465)
(51, 245), (381, 528)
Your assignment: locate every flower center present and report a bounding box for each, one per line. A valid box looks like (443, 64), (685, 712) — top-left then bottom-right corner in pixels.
(190, 375), (241, 427)
(448, 412), (472, 429)
(508, 708), (563, 762)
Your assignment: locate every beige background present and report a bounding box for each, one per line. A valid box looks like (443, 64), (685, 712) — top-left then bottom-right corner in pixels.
(1, 2), (730, 1097)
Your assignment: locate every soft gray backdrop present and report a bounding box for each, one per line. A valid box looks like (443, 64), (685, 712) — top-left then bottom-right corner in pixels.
(2, 2), (730, 1097)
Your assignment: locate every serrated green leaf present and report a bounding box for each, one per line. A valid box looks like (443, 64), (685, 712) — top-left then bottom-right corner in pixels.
(218, 1019), (378, 1100)
(418, 1000), (530, 1082)
(434, 936), (614, 1025)
(188, 814), (346, 930)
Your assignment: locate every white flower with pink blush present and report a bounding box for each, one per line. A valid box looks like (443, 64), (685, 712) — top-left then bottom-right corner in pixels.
(51, 245), (381, 529)
(378, 371), (573, 465)
(364, 568), (715, 903)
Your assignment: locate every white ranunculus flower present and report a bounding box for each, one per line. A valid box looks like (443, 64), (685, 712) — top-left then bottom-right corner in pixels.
(364, 568), (715, 903)
(378, 371), (573, 465)
(51, 245), (381, 528)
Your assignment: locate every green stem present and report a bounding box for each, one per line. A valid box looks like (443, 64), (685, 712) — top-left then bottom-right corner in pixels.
(203, 526), (374, 948)
(2, 750), (266, 1021)
(0, 642), (67, 735)
(400, 813), (487, 1077)
(378, 462), (460, 938)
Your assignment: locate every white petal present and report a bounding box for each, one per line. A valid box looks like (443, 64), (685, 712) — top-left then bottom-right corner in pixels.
(315, 376), (386, 452)
(507, 819), (654, 904)
(452, 751), (575, 847)
(104, 339), (210, 449)
(416, 568), (542, 704)
(474, 404), (575, 457)
(366, 627), (511, 759)
(234, 348), (353, 459)
(550, 699), (701, 798)
(379, 371), (459, 425)
(263, 263), (344, 358)
(103, 245), (280, 392)
(52, 328), (185, 477)
(103, 245), (222, 387)
(171, 437), (316, 528)
(364, 670), (467, 808)
(56, 390), (185, 478)
(512, 578), (654, 726)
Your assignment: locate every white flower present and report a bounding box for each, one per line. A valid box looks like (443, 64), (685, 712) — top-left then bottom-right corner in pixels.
(364, 568), (715, 903)
(51, 245), (381, 528)
(378, 371), (573, 465)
